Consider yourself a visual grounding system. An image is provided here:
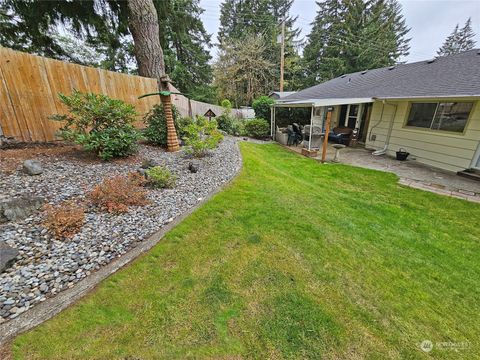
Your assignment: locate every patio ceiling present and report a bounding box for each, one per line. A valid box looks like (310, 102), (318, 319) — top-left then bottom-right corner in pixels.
(273, 97), (374, 108)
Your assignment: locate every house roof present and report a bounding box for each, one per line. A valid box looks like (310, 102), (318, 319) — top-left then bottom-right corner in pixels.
(269, 91), (297, 98)
(282, 49), (480, 103)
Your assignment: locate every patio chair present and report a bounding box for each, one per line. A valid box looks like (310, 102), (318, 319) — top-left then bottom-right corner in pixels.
(303, 125), (322, 149)
(275, 126), (288, 145)
(287, 125), (302, 146)
(329, 127), (353, 146)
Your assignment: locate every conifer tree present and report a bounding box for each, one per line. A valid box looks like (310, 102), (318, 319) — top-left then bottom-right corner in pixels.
(437, 18), (476, 57)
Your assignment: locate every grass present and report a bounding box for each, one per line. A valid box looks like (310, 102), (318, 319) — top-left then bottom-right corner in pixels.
(12, 143), (480, 359)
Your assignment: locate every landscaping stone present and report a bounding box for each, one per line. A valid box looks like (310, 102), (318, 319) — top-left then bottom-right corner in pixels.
(188, 162), (199, 173)
(0, 243), (19, 273)
(22, 160), (43, 175)
(0, 196), (45, 223)
(0, 137), (241, 323)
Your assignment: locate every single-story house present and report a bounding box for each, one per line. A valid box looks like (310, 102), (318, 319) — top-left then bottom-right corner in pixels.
(269, 91), (297, 100)
(273, 49), (480, 174)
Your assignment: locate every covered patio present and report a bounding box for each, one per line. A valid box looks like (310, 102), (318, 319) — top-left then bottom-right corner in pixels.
(270, 97), (374, 160)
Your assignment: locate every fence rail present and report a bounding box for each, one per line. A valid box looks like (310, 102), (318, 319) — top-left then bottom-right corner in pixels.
(0, 47), (248, 143)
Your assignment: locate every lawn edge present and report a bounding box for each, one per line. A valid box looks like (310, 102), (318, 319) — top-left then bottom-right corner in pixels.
(0, 140), (245, 348)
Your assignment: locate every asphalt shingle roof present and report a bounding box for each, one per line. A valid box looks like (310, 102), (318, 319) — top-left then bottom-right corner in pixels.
(284, 49), (480, 102)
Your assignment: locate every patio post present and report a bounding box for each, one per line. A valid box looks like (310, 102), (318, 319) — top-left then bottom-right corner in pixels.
(321, 107), (334, 162)
(270, 105), (275, 139)
(308, 106), (314, 151)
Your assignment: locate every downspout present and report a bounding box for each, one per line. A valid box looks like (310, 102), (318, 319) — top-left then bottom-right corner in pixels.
(371, 100), (398, 156)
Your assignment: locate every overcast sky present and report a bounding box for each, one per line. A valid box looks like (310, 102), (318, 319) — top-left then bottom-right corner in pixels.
(199, 0), (480, 63)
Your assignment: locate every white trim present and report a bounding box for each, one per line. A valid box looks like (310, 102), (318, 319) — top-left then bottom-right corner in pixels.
(274, 97), (373, 108)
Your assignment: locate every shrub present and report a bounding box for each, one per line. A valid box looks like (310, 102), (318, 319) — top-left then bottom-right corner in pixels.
(183, 116), (224, 157)
(244, 118), (270, 139)
(217, 99), (244, 136)
(143, 104), (185, 146)
(43, 200), (85, 239)
(220, 99), (232, 110)
(252, 96), (274, 120)
(89, 175), (149, 214)
(51, 90), (141, 161)
(145, 166), (177, 189)
(216, 115), (244, 136)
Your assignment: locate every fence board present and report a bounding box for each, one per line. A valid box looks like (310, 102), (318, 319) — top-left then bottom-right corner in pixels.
(0, 47), (160, 142)
(0, 47), (249, 142)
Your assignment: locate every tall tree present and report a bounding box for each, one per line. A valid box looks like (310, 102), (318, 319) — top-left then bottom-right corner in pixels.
(0, 0), (213, 96)
(127, 0), (179, 152)
(0, 0), (133, 71)
(154, 0), (212, 96)
(217, 0), (301, 95)
(302, 0), (410, 86)
(214, 34), (275, 106)
(437, 18), (476, 57)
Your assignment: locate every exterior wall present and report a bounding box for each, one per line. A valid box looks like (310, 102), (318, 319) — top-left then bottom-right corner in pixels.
(365, 99), (480, 172)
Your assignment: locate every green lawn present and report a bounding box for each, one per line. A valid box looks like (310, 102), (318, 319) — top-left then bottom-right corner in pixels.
(12, 143), (480, 359)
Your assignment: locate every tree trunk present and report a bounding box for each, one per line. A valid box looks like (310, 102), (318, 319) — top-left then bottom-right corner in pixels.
(127, 0), (180, 152)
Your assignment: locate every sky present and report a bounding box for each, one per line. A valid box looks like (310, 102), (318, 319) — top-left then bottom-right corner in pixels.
(199, 0), (480, 63)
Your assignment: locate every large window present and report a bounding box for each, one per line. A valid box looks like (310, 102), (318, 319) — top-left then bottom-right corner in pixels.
(406, 102), (473, 133)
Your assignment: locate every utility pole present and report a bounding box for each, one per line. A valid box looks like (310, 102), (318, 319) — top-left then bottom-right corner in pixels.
(280, 21), (285, 93)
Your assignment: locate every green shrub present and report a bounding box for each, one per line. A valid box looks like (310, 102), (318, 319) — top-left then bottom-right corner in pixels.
(244, 118), (270, 139)
(143, 104), (183, 146)
(216, 98), (244, 136)
(50, 90), (141, 161)
(216, 115), (244, 136)
(183, 116), (224, 157)
(252, 96), (274, 120)
(145, 166), (177, 189)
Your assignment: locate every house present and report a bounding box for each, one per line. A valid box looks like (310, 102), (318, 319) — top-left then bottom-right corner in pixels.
(269, 91), (297, 100)
(273, 49), (480, 174)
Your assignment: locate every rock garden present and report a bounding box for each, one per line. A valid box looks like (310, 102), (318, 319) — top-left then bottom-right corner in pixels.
(0, 91), (242, 324)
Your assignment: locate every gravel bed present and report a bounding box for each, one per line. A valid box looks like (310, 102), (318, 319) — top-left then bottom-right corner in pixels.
(0, 137), (241, 323)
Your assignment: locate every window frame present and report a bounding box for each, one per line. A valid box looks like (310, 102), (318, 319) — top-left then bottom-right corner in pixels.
(403, 101), (475, 135)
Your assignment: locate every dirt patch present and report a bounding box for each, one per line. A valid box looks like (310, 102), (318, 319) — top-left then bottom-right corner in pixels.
(0, 144), (143, 174)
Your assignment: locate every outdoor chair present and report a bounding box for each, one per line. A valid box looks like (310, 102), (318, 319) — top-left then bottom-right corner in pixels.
(287, 125), (302, 146)
(275, 126), (288, 145)
(329, 127), (353, 146)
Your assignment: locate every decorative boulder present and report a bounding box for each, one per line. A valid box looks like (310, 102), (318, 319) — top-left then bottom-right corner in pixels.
(188, 162), (199, 173)
(0, 196), (45, 223)
(22, 159), (43, 175)
(0, 243), (19, 273)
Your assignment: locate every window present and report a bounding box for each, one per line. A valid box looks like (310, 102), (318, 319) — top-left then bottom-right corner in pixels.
(406, 102), (473, 133)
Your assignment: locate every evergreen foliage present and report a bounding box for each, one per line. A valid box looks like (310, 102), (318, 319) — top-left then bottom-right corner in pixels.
(437, 18), (476, 57)
(302, 0), (410, 86)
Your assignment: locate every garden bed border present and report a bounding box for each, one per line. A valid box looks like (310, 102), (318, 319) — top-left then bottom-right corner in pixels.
(0, 141), (243, 347)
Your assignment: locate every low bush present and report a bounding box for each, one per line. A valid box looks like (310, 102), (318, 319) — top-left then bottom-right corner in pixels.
(183, 116), (224, 157)
(43, 200), (85, 239)
(89, 175), (149, 214)
(216, 98), (244, 136)
(145, 166), (177, 189)
(216, 115), (244, 136)
(244, 118), (270, 139)
(143, 104), (190, 146)
(51, 90), (142, 161)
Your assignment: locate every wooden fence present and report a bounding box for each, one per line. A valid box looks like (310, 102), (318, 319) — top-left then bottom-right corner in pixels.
(0, 47), (249, 143)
